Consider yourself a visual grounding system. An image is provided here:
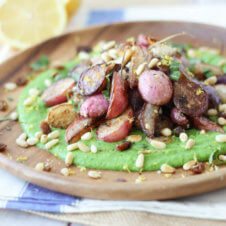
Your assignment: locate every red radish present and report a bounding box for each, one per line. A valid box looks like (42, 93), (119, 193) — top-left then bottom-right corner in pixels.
(137, 34), (149, 48)
(170, 107), (189, 126)
(97, 108), (133, 142)
(138, 70), (173, 106)
(106, 71), (128, 119)
(66, 116), (94, 143)
(42, 78), (75, 107)
(80, 94), (109, 118)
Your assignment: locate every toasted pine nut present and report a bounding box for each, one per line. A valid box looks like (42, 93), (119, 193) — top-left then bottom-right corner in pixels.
(183, 160), (197, 170)
(219, 155), (226, 161)
(101, 52), (111, 63)
(219, 104), (226, 112)
(35, 131), (43, 140)
(18, 133), (27, 141)
(215, 134), (226, 143)
(29, 88), (40, 96)
(67, 143), (79, 151)
(45, 139), (59, 149)
(150, 140), (166, 149)
(27, 137), (38, 146)
(47, 130), (60, 140)
(161, 128), (172, 137)
(9, 111), (18, 120)
(185, 139), (195, 149)
(102, 41), (116, 51)
(135, 153), (144, 168)
(35, 162), (45, 171)
(218, 117), (226, 126)
(108, 49), (118, 59)
(148, 58), (159, 69)
(40, 134), (48, 144)
(179, 132), (188, 143)
(200, 130), (206, 134)
(61, 168), (70, 176)
(4, 82), (17, 91)
(65, 152), (74, 167)
(160, 164), (175, 174)
(88, 170), (102, 179)
(127, 135), (142, 142)
(90, 144), (97, 153)
(204, 76), (217, 86)
(44, 79), (52, 87)
(135, 62), (147, 76)
(187, 49), (196, 58)
(24, 96), (36, 106)
(78, 51), (90, 60)
(122, 49), (133, 66)
(16, 138), (28, 148)
(207, 108), (218, 116)
(81, 132), (92, 141)
(77, 142), (90, 152)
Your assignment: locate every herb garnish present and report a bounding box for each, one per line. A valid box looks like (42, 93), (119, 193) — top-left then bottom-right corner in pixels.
(30, 55), (49, 71)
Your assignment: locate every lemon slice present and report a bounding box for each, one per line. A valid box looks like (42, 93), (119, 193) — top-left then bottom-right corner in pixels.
(0, 0), (67, 49)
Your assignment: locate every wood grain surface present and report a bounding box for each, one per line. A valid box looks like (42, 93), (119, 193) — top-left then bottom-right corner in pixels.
(1, 21), (226, 200)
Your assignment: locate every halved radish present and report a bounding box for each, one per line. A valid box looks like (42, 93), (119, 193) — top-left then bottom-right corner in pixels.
(97, 108), (134, 142)
(78, 64), (106, 96)
(41, 78), (75, 107)
(106, 71), (128, 119)
(65, 116), (94, 143)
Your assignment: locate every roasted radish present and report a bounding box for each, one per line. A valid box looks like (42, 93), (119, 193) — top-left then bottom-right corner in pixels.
(69, 63), (90, 82)
(138, 70), (173, 105)
(97, 108), (133, 142)
(170, 107), (189, 127)
(80, 94), (109, 118)
(47, 103), (77, 129)
(41, 78), (75, 107)
(78, 64), (106, 95)
(106, 71), (128, 119)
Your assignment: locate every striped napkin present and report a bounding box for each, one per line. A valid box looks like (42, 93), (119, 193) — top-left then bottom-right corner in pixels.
(1, 5), (226, 220)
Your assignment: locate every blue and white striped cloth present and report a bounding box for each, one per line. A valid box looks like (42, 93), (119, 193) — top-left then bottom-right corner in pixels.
(1, 5), (226, 220)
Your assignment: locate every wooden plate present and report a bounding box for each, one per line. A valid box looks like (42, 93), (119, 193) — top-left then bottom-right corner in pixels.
(1, 21), (226, 200)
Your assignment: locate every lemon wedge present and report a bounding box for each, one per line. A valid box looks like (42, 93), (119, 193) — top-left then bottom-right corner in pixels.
(0, 0), (67, 49)
(65, 0), (80, 17)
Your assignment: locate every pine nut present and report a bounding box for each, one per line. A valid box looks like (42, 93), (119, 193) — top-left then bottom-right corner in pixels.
(16, 138), (28, 148)
(27, 137), (38, 146)
(44, 79), (52, 87)
(61, 168), (70, 176)
(127, 135), (142, 142)
(160, 163), (175, 174)
(35, 162), (45, 171)
(207, 108), (218, 116)
(29, 88), (40, 97)
(187, 49), (196, 58)
(35, 131), (42, 140)
(185, 139), (195, 149)
(219, 155), (226, 161)
(65, 152), (74, 167)
(102, 40), (116, 51)
(215, 134), (226, 143)
(40, 134), (48, 144)
(88, 170), (102, 179)
(108, 48), (118, 59)
(135, 175), (146, 184)
(101, 52), (111, 62)
(77, 142), (90, 152)
(78, 51), (90, 60)
(161, 128), (172, 137)
(4, 82), (17, 91)
(148, 58), (159, 69)
(47, 130), (60, 140)
(135, 153), (144, 168)
(135, 62), (147, 76)
(200, 130), (206, 134)
(81, 132), (92, 141)
(183, 160), (197, 170)
(122, 49), (133, 66)
(90, 144), (97, 153)
(204, 76), (217, 86)
(179, 132), (188, 143)
(9, 111), (18, 120)
(218, 117), (226, 126)
(24, 96), (36, 106)
(219, 104), (226, 112)
(18, 133), (27, 141)
(45, 139), (59, 149)
(150, 140), (166, 149)
(67, 143), (79, 151)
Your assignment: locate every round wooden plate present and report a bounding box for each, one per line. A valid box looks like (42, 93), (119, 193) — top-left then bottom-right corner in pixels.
(1, 21), (226, 200)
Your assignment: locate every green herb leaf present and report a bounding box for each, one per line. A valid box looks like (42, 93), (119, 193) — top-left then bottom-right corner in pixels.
(169, 60), (180, 81)
(30, 55), (49, 71)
